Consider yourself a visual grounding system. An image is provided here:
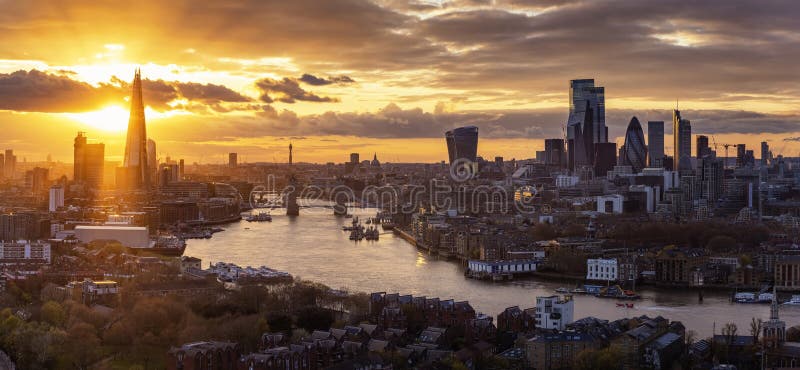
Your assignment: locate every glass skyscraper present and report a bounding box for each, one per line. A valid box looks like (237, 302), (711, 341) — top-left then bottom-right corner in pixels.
(620, 117), (647, 173)
(445, 126), (478, 164)
(672, 109), (691, 168)
(120, 69), (150, 189)
(566, 79), (606, 170)
(647, 121), (664, 168)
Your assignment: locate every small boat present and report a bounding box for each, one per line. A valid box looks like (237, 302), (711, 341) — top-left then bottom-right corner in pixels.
(555, 287), (569, 293)
(626, 303), (634, 308)
(246, 212), (272, 222)
(616, 303), (625, 307)
(758, 292), (774, 303)
(784, 295), (800, 305)
(734, 292), (757, 303)
(571, 287), (588, 294)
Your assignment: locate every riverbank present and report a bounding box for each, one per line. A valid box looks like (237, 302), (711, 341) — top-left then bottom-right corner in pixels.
(185, 208), (796, 338)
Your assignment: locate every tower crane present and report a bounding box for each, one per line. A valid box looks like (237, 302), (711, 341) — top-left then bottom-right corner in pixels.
(712, 135), (735, 168)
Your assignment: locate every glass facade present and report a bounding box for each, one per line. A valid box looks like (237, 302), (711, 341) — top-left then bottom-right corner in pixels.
(445, 126), (478, 164)
(621, 117), (647, 173)
(647, 121), (664, 167)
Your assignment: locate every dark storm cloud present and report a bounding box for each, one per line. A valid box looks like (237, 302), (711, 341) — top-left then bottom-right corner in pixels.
(298, 74), (356, 86)
(175, 82), (252, 103)
(154, 104), (800, 143)
(255, 78), (339, 103)
(0, 70), (119, 113)
(2, 0), (798, 105)
(0, 69), (252, 113)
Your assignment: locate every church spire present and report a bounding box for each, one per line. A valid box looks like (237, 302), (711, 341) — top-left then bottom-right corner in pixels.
(771, 285), (780, 320)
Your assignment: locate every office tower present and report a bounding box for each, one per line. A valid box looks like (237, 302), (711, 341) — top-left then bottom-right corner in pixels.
(158, 163), (180, 186)
(350, 153), (360, 164)
(699, 157), (724, 203)
(696, 135), (710, 160)
(0, 153), (4, 179)
(73, 132), (105, 189)
(620, 117), (647, 173)
(569, 79), (607, 142)
(178, 159), (185, 180)
(672, 109), (691, 166)
(566, 79), (606, 169)
(444, 126), (479, 164)
(147, 139), (157, 179)
(594, 142), (617, 177)
(736, 144), (746, 167)
(25, 167), (49, 192)
(49, 185), (64, 212)
(119, 69), (150, 189)
(745, 150), (755, 167)
(761, 141), (770, 168)
(544, 139), (566, 168)
(647, 121), (664, 168)
(663, 155), (674, 171)
(289, 143), (293, 165)
(4, 149), (16, 179)
(228, 153), (238, 167)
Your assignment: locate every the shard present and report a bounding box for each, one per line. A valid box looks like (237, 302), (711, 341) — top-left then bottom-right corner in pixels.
(121, 69), (150, 189)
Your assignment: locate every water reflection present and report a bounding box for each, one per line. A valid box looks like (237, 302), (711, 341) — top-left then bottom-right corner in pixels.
(186, 208), (797, 337)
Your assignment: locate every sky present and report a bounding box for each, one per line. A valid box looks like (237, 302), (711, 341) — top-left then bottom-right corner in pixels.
(0, 0), (798, 164)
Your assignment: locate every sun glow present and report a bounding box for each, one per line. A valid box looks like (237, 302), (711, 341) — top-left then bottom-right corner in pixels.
(66, 105), (130, 131)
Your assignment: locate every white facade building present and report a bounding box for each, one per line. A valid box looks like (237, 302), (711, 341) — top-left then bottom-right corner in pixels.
(0, 241), (51, 264)
(535, 295), (574, 330)
(597, 194), (623, 213)
(555, 175), (579, 188)
(586, 258), (619, 281)
(49, 185), (64, 212)
(74, 225), (150, 248)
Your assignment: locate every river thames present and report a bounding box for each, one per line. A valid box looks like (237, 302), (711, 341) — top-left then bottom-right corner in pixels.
(185, 207), (799, 337)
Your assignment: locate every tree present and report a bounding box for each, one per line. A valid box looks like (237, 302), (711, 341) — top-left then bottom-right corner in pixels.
(531, 223), (557, 241)
(295, 306), (334, 333)
(267, 312), (293, 334)
(686, 330), (697, 346)
(706, 235), (738, 253)
(750, 317), (763, 343)
(40, 301), (66, 328)
(64, 321), (100, 368)
(575, 347), (623, 370)
(722, 322), (738, 344)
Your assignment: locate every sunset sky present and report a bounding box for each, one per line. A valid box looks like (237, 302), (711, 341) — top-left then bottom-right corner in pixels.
(0, 0), (798, 164)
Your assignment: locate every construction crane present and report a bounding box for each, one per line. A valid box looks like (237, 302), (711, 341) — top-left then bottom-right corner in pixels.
(710, 136), (738, 168)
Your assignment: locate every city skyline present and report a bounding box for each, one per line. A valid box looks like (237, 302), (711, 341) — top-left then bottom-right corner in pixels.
(0, 1), (798, 163)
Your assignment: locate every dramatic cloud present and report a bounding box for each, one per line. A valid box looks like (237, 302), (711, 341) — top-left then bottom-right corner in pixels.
(255, 77), (339, 103)
(299, 74), (356, 86)
(0, 0), (799, 162)
(0, 70), (119, 113)
(0, 70), (252, 113)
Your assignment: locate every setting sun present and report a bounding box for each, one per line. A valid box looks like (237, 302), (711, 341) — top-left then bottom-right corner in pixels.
(66, 105), (129, 131)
